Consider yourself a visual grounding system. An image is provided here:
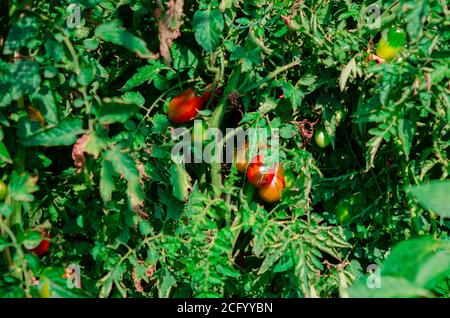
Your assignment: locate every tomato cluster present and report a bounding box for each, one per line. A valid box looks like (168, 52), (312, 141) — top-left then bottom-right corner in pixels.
(234, 145), (286, 203)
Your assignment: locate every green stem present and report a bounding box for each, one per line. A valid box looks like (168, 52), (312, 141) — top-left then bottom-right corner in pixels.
(0, 218), (31, 297)
(242, 59), (300, 94)
(210, 65), (242, 198)
(401, 162), (422, 235)
(11, 97), (25, 228)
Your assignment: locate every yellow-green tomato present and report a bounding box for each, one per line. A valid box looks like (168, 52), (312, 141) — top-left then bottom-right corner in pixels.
(39, 278), (52, 298)
(335, 198), (352, 224)
(0, 181), (7, 201)
(376, 39), (401, 60)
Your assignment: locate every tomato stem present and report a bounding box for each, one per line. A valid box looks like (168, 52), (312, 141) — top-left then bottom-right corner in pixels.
(210, 65), (242, 198)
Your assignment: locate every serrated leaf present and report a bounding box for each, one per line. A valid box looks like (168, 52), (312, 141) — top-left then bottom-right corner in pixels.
(8, 172), (39, 202)
(95, 20), (158, 59)
(21, 119), (84, 147)
(193, 9), (224, 53)
(169, 163), (192, 202)
(121, 62), (169, 91)
(258, 245), (285, 275)
(339, 58), (356, 91)
(0, 142), (12, 164)
(104, 147), (139, 183)
(97, 93), (142, 124)
(397, 119), (415, 160)
(157, 268), (177, 298)
(100, 159), (116, 203)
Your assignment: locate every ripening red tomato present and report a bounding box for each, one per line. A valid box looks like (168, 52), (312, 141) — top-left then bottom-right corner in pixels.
(258, 164), (285, 203)
(167, 88), (206, 124)
(31, 229), (51, 256)
(247, 155), (276, 188)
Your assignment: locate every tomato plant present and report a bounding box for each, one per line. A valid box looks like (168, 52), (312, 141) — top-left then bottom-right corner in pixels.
(0, 0), (448, 299)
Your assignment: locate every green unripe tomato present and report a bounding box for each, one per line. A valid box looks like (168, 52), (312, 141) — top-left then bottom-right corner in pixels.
(0, 181), (7, 201)
(335, 108), (346, 125)
(387, 27), (407, 48)
(314, 128), (330, 148)
(335, 198), (352, 224)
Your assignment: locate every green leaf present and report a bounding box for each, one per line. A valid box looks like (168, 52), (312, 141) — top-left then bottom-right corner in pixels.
(397, 119), (415, 160)
(258, 245), (285, 275)
(381, 237), (443, 280)
(22, 230), (44, 250)
(339, 58), (356, 92)
(121, 62), (169, 91)
(8, 172), (39, 202)
(0, 60), (41, 107)
(104, 147), (139, 183)
(415, 250), (450, 289)
(21, 119), (84, 147)
(347, 276), (433, 298)
(95, 20), (157, 59)
(409, 181), (450, 218)
(0, 142), (12, 164)
(97, 93), (142, 124)
(157, 268), (177, 298)
(30, 86), (59, 125)
(3, 16), (38, 54)
(169, 163), (192, 202)
(193, 9), (224, 53)
(100, 160), (116, 204)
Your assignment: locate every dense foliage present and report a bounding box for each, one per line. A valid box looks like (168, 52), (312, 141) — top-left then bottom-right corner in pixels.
(0, 0), (449, 298)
